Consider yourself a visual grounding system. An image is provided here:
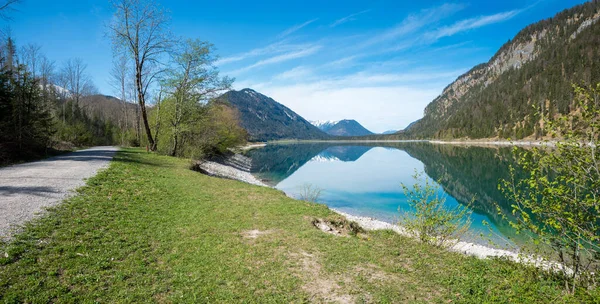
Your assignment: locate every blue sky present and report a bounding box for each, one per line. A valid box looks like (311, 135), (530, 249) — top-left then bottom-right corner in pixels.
(8, 0), (589, 132)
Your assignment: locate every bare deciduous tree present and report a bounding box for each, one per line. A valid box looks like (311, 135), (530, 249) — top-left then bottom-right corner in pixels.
(110, 55), (131, 145)
(60, 58), (96, 114)
(39, 55), (55, 101)
(128, 80), (141, 144)
(109, 0), (172, 150)
(152, 85), (163, 149)
(20, 43), (41, 78)
(0, 0), (21, 20)
(2, 35), (16, 71)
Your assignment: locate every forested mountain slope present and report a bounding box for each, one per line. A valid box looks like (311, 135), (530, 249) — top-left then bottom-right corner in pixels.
(407, 0), (600, 139)
(79, 95), (138, 126)
(216, 89), (329, 141)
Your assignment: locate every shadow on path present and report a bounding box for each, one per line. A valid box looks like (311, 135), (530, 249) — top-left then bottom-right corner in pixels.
(0, 186), (58, 198)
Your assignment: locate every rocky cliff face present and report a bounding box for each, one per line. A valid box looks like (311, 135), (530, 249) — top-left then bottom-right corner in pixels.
(408, 1), (600, 139)
(424, 26), (548, 121)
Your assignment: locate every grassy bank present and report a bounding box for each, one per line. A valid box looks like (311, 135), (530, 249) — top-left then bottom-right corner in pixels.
(1, 148), (596, 303)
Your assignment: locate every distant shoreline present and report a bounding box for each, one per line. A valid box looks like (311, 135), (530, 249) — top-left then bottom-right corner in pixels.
(239, 143), (267, 151)
(263, 139), (556, 147)
(428, 140), (557, 147)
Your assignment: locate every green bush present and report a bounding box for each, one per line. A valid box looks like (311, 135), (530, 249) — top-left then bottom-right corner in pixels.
(500, 84), (600, 294)
(400, 171), (472, 248)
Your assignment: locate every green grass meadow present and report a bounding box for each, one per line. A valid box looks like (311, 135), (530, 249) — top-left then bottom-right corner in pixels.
(1, 148), (597, 303)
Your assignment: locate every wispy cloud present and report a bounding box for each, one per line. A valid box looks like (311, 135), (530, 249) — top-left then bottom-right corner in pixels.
(361, 3), (464, 48)
(330, 9), (371, 28)
(229, 45), (322, 75)
(248, 67), (466, 93)
(331, 70), (467, 87)
(277, 18), (318, 39)
(322, 55), (360, 69)
(222, 2), (533, 131)
(237, 68), (465, 132)
(362, 6), (524, 55)
(428, 9), (522, 40)
(216, 41), (313, 66)
(275, 66), (314, 81)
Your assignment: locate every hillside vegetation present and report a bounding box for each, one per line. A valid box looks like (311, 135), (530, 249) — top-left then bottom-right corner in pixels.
(216, 89), (329, 141)
(407, 0), (600, 139)
(1, 149), (597, 302)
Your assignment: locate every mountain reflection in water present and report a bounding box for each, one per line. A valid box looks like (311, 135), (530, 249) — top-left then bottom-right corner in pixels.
(246, 142), (526, 248)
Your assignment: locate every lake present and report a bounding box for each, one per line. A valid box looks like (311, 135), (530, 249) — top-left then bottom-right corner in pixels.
(245, 142), (525, 249)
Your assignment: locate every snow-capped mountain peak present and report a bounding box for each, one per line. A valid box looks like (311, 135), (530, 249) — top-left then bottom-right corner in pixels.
(310, 154), (341, 163)
(310, 119), (374, 137)
(309, 120), (339, 128)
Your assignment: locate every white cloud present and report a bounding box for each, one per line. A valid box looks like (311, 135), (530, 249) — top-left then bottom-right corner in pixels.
(322, 55), (360, 69)
(274, 66), (314, 81)
(277, 18), (318, 39)
(361, 3), (464, 47)
(330, 9), (371, 28)
(338, 70), (464, 86)
(222, 3), (528, 132)
(265, 85), (440, 133)
(428, 10), (522, 40)
(228, 45), (322, 75)
(216, 41), (312, 66)
(236, 69), (465, 132)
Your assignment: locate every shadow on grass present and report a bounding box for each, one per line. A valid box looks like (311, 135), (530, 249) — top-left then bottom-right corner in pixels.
(113, 150), (174, 168)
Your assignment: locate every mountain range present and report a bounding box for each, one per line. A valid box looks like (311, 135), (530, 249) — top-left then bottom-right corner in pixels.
(218, 2), (600, 142)
(310, 119), (374, 137)
(406, 1), (600, 139)
(215, 89), (329, 142)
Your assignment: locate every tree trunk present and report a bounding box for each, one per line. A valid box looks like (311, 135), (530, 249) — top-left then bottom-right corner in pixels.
(135, 104), (141, 145)
(122, 102), (128, 146)
(152, 90), (162, 151)
(171, 132), (178, 157)
(140, 104), (154, 149)
(571, 239), (580, 294)
(135, 65), (155, 150)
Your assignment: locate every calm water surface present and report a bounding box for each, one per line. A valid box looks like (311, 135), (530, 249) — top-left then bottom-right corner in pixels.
(246, 142), (525, 248)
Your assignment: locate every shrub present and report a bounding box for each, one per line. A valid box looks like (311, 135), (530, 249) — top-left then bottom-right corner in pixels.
(400, 171), (472, 248)
(298, 183), (323, 202)
(499, 84), (600, 293)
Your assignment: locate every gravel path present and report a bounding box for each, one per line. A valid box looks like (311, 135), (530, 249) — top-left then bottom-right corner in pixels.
(0, 146), (118, 241)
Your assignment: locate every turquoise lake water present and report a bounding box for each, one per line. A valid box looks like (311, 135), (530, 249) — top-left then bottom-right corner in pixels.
(246, 142), (525, 248)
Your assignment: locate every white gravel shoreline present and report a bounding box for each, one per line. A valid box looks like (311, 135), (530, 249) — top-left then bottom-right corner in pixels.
(338, 210), (570, 273)
(334, 210), (519, 259)
(197, 160), (268, 187)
